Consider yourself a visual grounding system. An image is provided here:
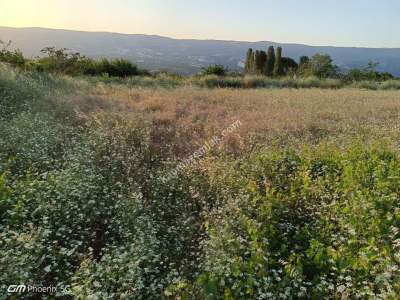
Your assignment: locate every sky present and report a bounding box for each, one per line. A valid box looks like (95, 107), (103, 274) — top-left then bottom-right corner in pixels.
(0, 0), (399, 48)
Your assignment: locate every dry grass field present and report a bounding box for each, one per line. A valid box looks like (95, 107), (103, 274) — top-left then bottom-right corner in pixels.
(70, 84), (400, 154)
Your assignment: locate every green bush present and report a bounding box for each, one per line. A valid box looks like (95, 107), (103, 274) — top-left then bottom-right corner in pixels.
(201, 64), (228, 77)
(0, 113), (78, 181)
(0, 64), (43, 118)
(37, 47), (86, 75)
(380, 80), (400, 90)
(0, 40), (26, 67)
(70, 167), (208, 299)
(196, 75), (243, 88)
(179, 142), (400, 299)
(0, 45), (148, 78)
(0, 63), (82, 120)
(0, 111), (209, 298)
(86, 58), (141, 77)
(345, 62), (395, 83)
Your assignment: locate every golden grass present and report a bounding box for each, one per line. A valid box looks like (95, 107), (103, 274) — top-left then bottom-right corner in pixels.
(69, 85), (400, 155)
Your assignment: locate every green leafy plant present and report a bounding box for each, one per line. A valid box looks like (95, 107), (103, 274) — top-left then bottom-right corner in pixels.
(201, 64), (228, 76)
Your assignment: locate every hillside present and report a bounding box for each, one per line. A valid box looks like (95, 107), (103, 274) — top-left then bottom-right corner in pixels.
(2, 63), (400, 298)
(1, 26), (400, 75)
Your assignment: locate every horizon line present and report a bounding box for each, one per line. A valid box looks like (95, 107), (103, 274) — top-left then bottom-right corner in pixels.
(1, 25), (399, 50)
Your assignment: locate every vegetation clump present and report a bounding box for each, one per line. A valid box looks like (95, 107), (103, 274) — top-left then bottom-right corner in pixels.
(0, 42), (148, 78)
(344, 61), (394, 82)
(200, 64), (228, 76)
(244, 44), (397, 82)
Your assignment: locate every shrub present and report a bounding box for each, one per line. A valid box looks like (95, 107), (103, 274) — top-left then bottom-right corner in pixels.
(380, 80), (400, 90)
(0, 45), (148, 78)
(0, 113), (78, 181)
(201, 64), (228, 76)
(196, 75), (243, 88)
(345, 62), (395, 83)
(0, 40), (25, 67)
(71, 167), (208, 299)
(0, 64), (42, 118)
(36, 48), (142, 77)
(0, 112), (208, 298)
(89, 58), (140, 77)
(178, 142), (400, 299)
(37, 47), (85, 75)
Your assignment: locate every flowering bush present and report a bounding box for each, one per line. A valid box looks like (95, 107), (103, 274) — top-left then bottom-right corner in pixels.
(184, 143), (400, 299)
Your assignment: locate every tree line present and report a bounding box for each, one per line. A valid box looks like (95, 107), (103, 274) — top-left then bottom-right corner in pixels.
(244, 45), (394, 81)
(244, 46), (297, 77)
(0, 40), (149, 77)
(0, 39), (396, 81)
(244, 45), (339, 78)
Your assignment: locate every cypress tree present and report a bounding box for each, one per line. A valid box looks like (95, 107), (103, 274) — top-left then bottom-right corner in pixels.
(255, 50), (267, 74)
(254, 50), (261, 74)
(259, 51), (267, 74)
(273, 47), (283, 77)
(245, 48), (253, 74)
(250, 52), (255, 74)
(244, 50), (249, 74)
(265, 46), (275, 76)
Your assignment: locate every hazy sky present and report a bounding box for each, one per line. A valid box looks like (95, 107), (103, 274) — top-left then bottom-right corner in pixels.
(1, 0), (399, 47)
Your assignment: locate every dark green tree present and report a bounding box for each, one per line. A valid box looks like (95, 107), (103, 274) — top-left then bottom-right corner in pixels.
(298, 56), (311, 77)
(245, 48), (253, 74)
(255, 50), (267, 74)
(309, 53), (338, 78)
(254, 50), (261, 74)
(255, 51), (261, 74)
(299, 56), (310, 66)
(250, 52), (255, 74)
(281, 57), (298, 75)
(273, 47), (283, 77)
(264, 46), (275, 76)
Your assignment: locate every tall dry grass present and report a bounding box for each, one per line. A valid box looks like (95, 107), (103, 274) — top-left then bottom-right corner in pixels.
(68, 85), (400, 155)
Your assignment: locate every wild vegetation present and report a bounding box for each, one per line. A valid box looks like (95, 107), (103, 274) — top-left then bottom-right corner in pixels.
(244, 45), (395, 82)
(0, 40), (149, 77)
(0, 40), (398, 89)
(1, 60), (400, 299)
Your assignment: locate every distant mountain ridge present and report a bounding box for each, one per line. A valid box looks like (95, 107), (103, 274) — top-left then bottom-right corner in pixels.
(1, 26), (400, 76)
